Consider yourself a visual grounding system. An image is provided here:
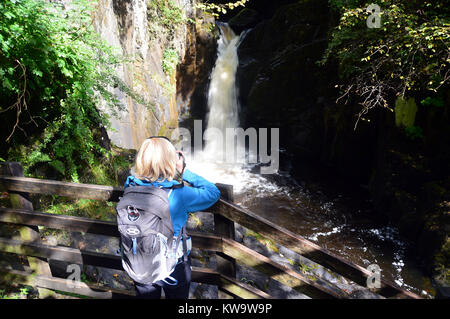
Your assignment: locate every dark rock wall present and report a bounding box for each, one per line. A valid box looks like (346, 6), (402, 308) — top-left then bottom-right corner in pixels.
(176, 12), (219, 131)
(229, 0), (449, 279)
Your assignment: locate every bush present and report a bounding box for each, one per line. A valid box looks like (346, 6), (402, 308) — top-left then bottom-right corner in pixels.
(321, 0), (450, 126)
(0, 0), (137, 181)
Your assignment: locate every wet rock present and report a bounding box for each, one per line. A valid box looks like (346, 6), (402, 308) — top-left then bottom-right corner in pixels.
(434, 277), (450, 299)
(228, 8), (262, 34)
(349, 288), (383, 299)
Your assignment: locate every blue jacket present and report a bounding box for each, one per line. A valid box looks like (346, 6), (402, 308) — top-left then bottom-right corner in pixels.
(124, 169), (221, 237)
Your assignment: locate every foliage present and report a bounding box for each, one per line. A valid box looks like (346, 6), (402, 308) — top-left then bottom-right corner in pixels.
(321, 0), (450, 128)
(420, 95), (445, 108)
(0, 0), (139, 181)
(147, 0), (188, 40)
(147, 0), (185, 95)
(434, 238), (450, 285)
(157, 0), (186, 27)
(44, 197), (116, 220)
(404, 125), (423, 141)
(196, 0), (250, 18)
(0, 286), (32, 299)
(162, 48), (180, 76)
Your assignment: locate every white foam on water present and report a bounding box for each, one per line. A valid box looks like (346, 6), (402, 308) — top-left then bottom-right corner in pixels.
(185, 152), (285, 196)
(307, 226), (344, 241)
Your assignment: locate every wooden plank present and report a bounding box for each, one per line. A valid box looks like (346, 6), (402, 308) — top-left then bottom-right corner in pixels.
(213, 198), (421, 299)
(221, 238), (347, 299)
(0, 207), (119, 237)
(0, 237), (124, 270)
(0, 175), (234, 203)
(191, 266), (221, 286)
(0, 266), (269, 300)
(190, 231), (223, 252)
(219, 274), (273, 299)
(0, 234), (274, 299)
(214, 214), (236, 271)
(0, 175), (123, 202)
(214, 183), (236, 299)
(190, 266), (272, 299)
(1, 162), (53, 298)
(0, 164), (35, 211)
(0, 268), (135, 299)
(0, 212), (337, 299)
(0, 233), (222, 268)
(215, 183), (235, 203)
(0, 237), (222, 287)
(0, 207), (223, 252)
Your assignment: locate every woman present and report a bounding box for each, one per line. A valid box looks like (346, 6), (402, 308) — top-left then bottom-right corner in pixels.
(123, 136), (220, 299)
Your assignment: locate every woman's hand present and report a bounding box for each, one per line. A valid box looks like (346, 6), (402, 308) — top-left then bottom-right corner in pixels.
(176, 150), (186, 174)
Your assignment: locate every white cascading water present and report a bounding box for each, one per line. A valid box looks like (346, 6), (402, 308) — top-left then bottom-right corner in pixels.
(203, 24), (240, 160)
(185, 24), (283, 195)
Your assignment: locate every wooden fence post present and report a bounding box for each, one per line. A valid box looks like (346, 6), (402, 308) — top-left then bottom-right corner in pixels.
(214, 183), (237, 299)
(1, 162), (54, 298)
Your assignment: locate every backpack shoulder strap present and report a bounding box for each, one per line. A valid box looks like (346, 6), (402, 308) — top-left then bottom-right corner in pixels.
(181, 225), (188, 262)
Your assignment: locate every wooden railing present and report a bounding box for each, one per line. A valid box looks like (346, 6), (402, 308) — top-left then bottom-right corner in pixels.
(0, 162), (421, 299)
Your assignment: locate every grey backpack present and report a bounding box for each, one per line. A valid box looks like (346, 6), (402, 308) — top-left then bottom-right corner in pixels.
(116, 185), (187, 285)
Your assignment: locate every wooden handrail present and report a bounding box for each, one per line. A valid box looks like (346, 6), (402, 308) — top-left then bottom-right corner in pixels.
(0, 207), (341, 298)
(0, 163), (54, 298)
(0, 174), (422, 299)
(0, 236), (270, 299)
(0, 207), (223, 251)
(0, 175), (123, 201)
(0, 267), (271, 299)
(211, 199), (421, 299)
(0, 268), (136, 299)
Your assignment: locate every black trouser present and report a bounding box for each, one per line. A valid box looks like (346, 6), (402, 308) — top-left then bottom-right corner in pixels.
(134, 257), (191, 299)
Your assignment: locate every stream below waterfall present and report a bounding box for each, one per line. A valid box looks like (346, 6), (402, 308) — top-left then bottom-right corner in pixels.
(186, 159), (431, 298)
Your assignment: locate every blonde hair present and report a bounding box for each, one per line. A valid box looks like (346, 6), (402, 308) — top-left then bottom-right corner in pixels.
(132, 138), (177, 182)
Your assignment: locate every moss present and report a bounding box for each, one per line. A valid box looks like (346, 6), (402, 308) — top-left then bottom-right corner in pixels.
(188, 213), (203, 228)
(245, 229), (279, 253)
(158, 122), (168, 136)
(395, 96), (418, 128)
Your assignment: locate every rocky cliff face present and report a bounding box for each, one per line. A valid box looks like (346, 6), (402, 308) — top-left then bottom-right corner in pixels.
(92, 0), (217, 149)
(235, 0), (344, 171)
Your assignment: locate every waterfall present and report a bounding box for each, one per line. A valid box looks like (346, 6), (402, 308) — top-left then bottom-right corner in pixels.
(185, 24), (282, 194)
(203, 24), (242, 162)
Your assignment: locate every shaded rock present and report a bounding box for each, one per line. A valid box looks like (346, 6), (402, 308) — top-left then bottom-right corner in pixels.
(228, 8), (262, 34)
(176, 12), (218, 133)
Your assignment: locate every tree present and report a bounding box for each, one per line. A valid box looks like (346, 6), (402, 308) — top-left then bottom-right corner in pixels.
(321, 0), (450, 129)
(0, 0), (140, 180)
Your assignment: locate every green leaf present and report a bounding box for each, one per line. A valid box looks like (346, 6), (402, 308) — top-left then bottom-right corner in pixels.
(2, 78), (13, 91)
(32, 69), (43, 77)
